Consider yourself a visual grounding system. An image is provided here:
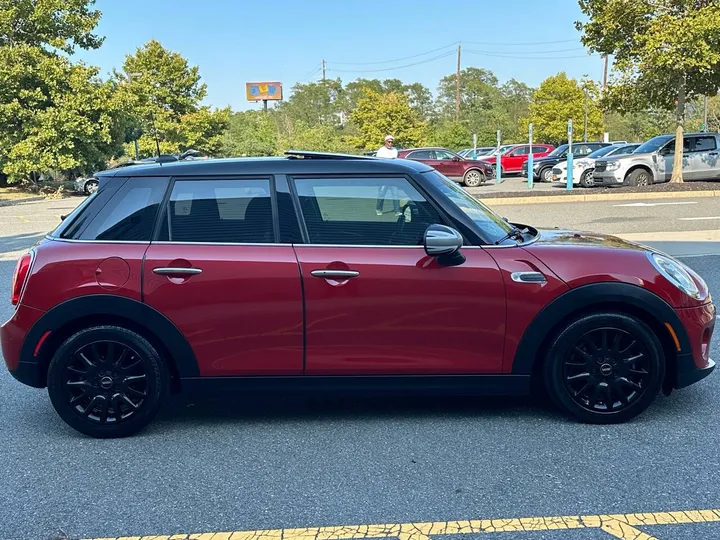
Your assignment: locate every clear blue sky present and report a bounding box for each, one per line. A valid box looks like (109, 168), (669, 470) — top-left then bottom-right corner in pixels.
(74, 0), (599, 111)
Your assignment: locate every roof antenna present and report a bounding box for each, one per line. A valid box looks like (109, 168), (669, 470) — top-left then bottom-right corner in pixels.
(149, 110), (162, 163)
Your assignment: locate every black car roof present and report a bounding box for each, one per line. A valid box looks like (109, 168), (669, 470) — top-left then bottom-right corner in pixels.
(96, 152), (434, 178)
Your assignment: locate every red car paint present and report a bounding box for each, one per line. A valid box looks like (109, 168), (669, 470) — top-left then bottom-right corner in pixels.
(397, 148), (493, 180)
(142, 243), (303, 376)
(481, 144), (554, 173)
(295, 246), (506, 375)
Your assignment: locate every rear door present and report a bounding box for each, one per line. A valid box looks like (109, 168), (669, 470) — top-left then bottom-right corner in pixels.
(686, 135), (720, 180)
(142, 177), (303, 377)
(291, 175), (506, 375)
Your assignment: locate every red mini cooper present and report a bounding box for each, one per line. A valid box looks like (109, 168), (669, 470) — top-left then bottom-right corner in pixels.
(1, 151), (715, 437)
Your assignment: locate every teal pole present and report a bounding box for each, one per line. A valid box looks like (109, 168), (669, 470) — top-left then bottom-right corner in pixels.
(527, 123), (534, 190)
(566, 119), (574, 191)
(495, 130), (502, 184)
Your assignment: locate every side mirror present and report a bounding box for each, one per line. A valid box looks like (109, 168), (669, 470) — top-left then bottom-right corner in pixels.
(424, 224), (465, 266)
(451, 156), (461, 162)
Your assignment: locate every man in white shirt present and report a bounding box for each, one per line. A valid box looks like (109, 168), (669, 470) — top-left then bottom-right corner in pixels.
(376, 135), (398, 158)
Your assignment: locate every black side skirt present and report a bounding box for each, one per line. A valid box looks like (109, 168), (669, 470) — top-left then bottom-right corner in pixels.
(180, 374), (531, 397)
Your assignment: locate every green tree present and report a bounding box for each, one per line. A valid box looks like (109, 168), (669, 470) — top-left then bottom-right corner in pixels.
(221, 111), (277, 157)
(275, 121), (356, 154)
(117, 40), (229, 157)
(428, 121), (472, 150)
(0, 0), (103, 53)
(604, 109), (676, 142)
(526, 72), (604, 144)
(350, 89), (427, 150)
(345, 79), (434, 119)
(577, 0), (720, 182)
(275, 79), (347, 127)
(0, 1), (130, 183)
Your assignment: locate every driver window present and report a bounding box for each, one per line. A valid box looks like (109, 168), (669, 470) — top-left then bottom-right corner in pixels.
(511, 146), (529, 156)
(294, 177), (444, 245)
(435, 150), (454, 160)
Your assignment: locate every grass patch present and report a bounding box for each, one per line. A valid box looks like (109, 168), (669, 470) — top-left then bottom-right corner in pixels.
(0, 187), (37, 201)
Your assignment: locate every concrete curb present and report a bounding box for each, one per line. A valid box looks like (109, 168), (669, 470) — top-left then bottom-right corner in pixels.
(0, 196), (44, 207)
(479, 190), (720, 206)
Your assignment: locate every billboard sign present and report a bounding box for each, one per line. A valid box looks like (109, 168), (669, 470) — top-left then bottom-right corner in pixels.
(246, 82), (282, 101)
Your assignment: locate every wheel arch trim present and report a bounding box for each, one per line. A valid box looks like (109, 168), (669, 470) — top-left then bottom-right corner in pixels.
(20, 294), (200, 385)
(511, 282), (690, 375)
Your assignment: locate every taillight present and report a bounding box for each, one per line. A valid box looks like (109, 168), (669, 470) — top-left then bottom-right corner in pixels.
(11, 252), (33, 306)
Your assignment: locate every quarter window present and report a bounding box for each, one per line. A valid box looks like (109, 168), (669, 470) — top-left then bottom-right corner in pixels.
(158, 179), (275, 243)
(79, 177), (169, 241)
(294, 177), (444, 246)
(692, 136), (717, 152)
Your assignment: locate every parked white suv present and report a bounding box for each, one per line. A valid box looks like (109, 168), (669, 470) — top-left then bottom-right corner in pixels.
(593, 133), (720, 186)
(552, 143), (641, 187)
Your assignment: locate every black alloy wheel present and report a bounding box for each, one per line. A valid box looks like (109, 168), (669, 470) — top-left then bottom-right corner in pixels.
(48, 326), (167, 438)
(544, 313), (664, 424)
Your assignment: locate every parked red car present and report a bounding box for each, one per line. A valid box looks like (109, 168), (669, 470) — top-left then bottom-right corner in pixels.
(479, 143), (554, 176)
(1, 151), (714, 437)
(397, 147), (494, 187)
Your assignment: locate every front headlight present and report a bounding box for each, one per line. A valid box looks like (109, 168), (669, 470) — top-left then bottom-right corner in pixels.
(532, 162), (541, 169)
(606, 161), (621, 171)
(648, 252), (701, 299)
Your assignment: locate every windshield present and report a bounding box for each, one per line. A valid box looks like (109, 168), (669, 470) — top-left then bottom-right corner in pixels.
(587, 145), (617, 159)
(635, 135), (673, 154)
(547, 144), (569, 157)
(422, 170), (513, 244)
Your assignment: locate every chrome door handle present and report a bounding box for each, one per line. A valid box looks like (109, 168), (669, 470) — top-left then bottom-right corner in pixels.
(510, 271), (546, 283)
(311, 270), (359, 279)
(153, 267), (202, 275)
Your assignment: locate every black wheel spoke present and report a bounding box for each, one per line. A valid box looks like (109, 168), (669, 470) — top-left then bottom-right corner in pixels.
(563, 326), (652, 414)
(63, 340), (149, 425)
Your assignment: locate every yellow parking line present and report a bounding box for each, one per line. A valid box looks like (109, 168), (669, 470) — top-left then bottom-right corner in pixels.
(81, 508), (720, 540)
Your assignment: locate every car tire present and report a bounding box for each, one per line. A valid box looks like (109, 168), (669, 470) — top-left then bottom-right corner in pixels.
(579, 170), (595, 188)
(625, 169), (653, 187)
(540, 167), (553, 183)
(47, 326), (169, 438)
(84, 179), (99, 195)
(463, 169), (486, 187)
(543, 313), (664, 424)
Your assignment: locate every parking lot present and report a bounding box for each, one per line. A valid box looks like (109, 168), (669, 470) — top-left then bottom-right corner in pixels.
(1, 197), (720, 540)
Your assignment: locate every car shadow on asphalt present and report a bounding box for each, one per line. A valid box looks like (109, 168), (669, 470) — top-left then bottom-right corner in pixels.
(0, 232), (47, 254)
(146, 382), (712, 434)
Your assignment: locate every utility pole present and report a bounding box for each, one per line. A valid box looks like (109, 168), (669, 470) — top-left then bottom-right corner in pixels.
(584, 88), (589, 142)
(455, 44), (461, 122)
(322, 60), (326, 81)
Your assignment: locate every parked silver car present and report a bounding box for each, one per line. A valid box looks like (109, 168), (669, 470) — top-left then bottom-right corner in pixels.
(593, 132), (720, 186)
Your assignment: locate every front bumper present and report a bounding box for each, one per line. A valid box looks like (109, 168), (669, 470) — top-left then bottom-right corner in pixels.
(673, 302), (716, 389)
(592, 169), (624, 185)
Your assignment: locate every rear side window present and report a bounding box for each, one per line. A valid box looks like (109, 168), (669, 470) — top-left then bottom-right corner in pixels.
(692, 136), (717, 152)
(79, 177), (169, 241)
(158, 179), (275, 243)
(407, 150), (433, 160)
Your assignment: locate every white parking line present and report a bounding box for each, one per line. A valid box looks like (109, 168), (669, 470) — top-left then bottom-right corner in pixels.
(678, 216), (720, 221)
(614, 202), (698, 207)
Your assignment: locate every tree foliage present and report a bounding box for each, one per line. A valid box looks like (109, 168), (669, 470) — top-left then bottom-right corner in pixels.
(577, 0), (720, 181)
(221, 111), (276, 157)
(350, 89), (427, 150)
(526, 72), (604, 144)
(117, 40), (229, 158)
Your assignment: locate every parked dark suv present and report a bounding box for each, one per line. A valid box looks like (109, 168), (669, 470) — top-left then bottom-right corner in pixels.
(2, 152), (714, 437)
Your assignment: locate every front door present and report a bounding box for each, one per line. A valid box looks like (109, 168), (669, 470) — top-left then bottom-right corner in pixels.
(503, 146), (530, 172)
(143, 177), (303, 377)
(291, 175), (506, 375)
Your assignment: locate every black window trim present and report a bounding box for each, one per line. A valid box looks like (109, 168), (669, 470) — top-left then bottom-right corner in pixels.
(150, 174), (282, 246)
(287, 173), (471, 247)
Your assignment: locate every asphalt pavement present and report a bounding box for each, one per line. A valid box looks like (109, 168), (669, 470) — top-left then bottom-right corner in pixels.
(1, 197), (719, 540)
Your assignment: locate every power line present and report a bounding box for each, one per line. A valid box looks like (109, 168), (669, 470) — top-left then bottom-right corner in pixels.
(466, 46), (587, 55)
(463, 38), (580, 46)
(327, 42), (458, 66)
(328, 50), (456, 73)
(464, 49), (597, 60)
